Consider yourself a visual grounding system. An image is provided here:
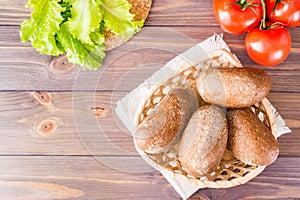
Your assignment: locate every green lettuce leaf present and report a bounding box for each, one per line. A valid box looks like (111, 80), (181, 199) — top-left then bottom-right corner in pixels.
(90, 28), (105, 46)
(67, 0), (103, 44)
(56, 23), (105, 70)
(20, 0), (146, 70)
(20, 0), (65, 55)
(60, 0), (72, 23)
(101, 0), (144, 38)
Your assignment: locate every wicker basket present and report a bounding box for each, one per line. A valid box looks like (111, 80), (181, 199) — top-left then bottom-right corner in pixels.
(135, 49), (276, 188)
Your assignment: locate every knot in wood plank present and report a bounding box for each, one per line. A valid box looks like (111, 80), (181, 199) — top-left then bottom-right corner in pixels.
(91, 107), (108, 118)
(49, 55), (74, 74)
(35, 117), (63, 138)
(31, 91), (53, 108)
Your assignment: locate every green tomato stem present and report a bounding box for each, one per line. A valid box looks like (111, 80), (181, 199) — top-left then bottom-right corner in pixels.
(240, 0), (246, 5)
(261, 0), (267, 29)
(273, 0), (283, 13)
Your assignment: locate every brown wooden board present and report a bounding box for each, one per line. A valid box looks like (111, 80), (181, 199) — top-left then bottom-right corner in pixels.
(0, 0), (299, 199)
(0, 156), (299, 199)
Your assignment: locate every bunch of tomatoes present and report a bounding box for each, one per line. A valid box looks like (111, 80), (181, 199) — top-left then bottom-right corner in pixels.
(213, 0), (300, 66)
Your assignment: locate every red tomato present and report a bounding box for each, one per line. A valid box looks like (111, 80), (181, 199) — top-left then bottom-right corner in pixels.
(245, 25), (291, 66)
(213, 0), (263, 34)
(266, 0), (300, 27)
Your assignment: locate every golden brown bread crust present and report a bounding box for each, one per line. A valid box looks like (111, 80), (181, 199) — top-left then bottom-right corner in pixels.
(135, 88), (198, 154)
(196, 67), (271, 108)
(128, 0), (152, 21)
(227, 108), (279, 166)
(105, 0), (152, 50)
(179, 105), (228, 178)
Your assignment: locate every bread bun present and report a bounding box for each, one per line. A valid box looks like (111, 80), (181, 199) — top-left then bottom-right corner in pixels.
(196, 67), (270, 108)
(179, 105), (228, 177)
(227, 108), (279, 166)
(135, 88), (198, 154)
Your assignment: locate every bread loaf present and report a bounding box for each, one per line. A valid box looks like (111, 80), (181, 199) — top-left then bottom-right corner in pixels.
(227, 108), (279, 166)
(196, 67), (270, 108)
(135, 88), (198, 154)
(179, 105), (228, 177)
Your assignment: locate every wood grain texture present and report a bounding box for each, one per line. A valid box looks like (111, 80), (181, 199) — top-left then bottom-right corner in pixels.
(0, 0), (30, 25)
(0, 91), (137, 156)
(0, 156), (299, 200)
(0, 26), (300, 92)
(0, 0), (300, 199)
(0, 91), (298, 157)
(1, 0), (216, 26)
(0, 156), (178, 200)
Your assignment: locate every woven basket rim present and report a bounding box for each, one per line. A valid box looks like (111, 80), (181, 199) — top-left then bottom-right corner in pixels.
(134, 49), (276, 188)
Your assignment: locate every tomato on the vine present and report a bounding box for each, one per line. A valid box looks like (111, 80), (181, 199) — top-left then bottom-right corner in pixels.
(213, 0), (263, 34)
(245, 24), (291, 66)
(266, 0), (300, 27)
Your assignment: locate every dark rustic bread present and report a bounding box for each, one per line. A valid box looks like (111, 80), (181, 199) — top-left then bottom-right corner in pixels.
(179, 105), (228, 177)
(135, 88), (198, 154)
(227, 108), (279, 166)
(196, 67), (270, 108)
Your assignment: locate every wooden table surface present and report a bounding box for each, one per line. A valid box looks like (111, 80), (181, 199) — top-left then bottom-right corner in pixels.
(1, 0), (300, 199)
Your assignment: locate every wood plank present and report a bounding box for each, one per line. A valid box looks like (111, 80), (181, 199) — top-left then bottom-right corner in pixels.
(0, 91), (137, 156)
(1, 0), (299, 199)
(3, 0), (300, 38)
(0, 91), (298, 156)
(2, 24), (300, 60)
(0, 0), (217, 26)
(0, 156), (178, 200)
(0, 0), (30, 26)
(146, 0), (218, 26)
(0, 26), (300, 92)
(0, 156), (300, 199)
(2, 0), (300, 40)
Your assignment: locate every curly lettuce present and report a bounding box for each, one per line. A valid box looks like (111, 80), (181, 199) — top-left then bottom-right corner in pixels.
(20, 0), (65, 55)
(101, 0), (144, 37)
(20, 0), (145, 70)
